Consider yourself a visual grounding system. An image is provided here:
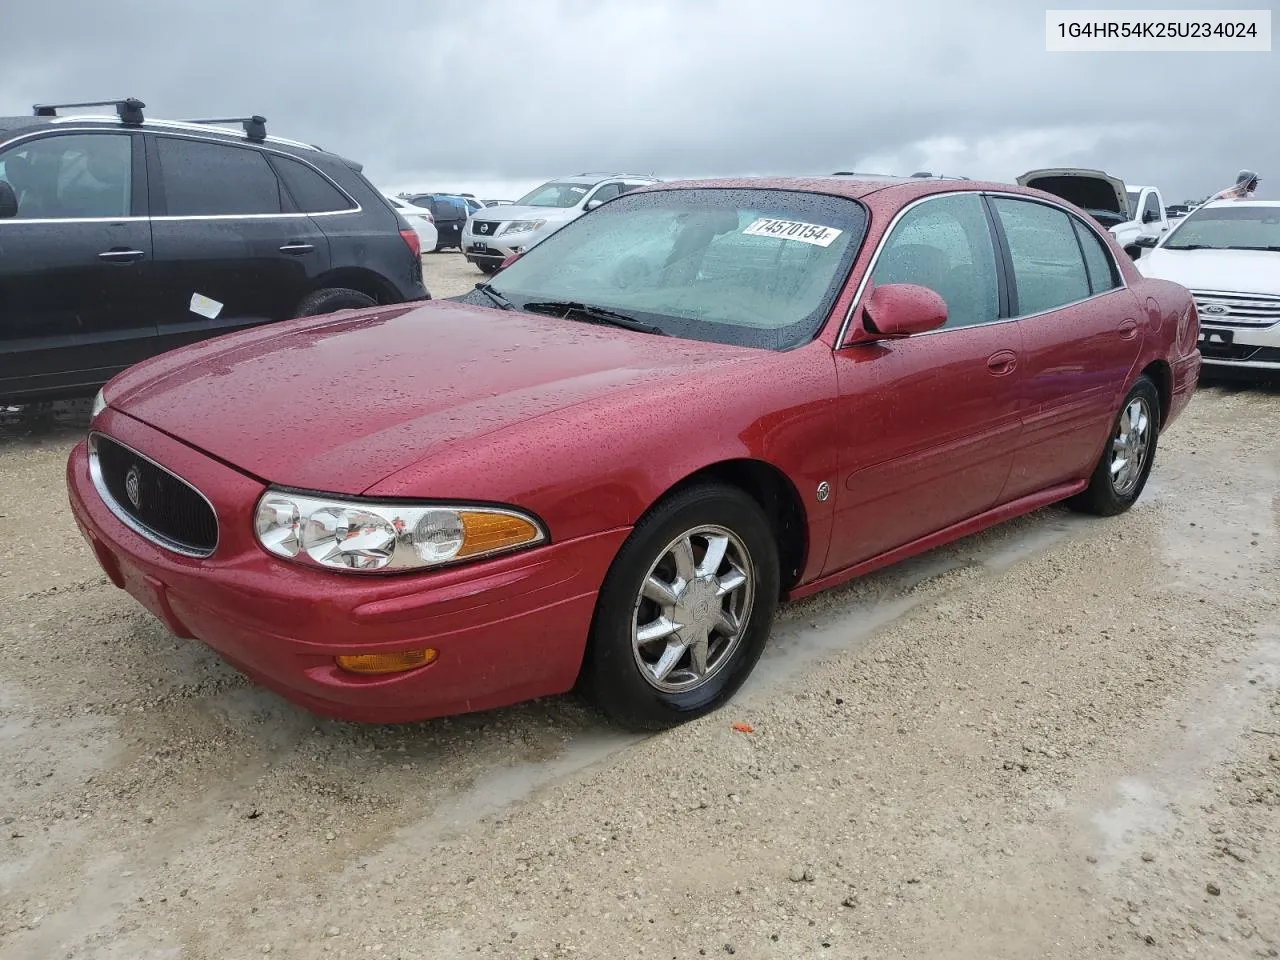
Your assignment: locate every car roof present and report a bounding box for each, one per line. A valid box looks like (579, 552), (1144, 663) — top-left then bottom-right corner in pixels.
(1199, 199), (1280, 209)
(0, 112), (331, 157)
(629, 176), (1020, 202)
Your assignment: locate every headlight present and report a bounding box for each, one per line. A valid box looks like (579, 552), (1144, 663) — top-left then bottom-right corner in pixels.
(90, 389), (107, 419)
(500, 219), (546, 236)
(253, 490), (546, 573)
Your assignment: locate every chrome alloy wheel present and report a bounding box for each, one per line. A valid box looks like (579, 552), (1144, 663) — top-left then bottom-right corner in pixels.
(1110, 395), (1153, 496)
(631, 525), (755, 693)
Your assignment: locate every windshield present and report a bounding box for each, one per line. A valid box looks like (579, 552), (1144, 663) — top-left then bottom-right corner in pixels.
(1162, 205), (1280, 251)
(514, 181), (594, 208)
(480, 188), (868, 350)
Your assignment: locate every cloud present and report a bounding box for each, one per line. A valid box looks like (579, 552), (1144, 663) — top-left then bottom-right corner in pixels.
(1, 0), (1274, 201)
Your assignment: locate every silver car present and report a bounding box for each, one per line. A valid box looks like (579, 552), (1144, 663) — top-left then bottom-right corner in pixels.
(464, 172), (660, 274)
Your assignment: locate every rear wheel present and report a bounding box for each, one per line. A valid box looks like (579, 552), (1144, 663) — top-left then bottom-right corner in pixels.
(1069, 376), (1160, 516)
(294, 287), (377, 318)
(580, 484), (779, 731)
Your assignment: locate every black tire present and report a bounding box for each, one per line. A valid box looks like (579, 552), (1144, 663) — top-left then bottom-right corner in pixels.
(1069, 375), (1161, 517)
(294, 288), (377, 318)
(477, 262), (499, 275)
(580, 484), (780, 731)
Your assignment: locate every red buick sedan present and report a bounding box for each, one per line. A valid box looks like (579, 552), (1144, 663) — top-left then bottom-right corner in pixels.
(67, 177), (1201, 730)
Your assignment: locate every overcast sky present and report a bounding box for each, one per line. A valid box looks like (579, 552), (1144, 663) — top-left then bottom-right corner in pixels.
(2, 0), (1274, 203)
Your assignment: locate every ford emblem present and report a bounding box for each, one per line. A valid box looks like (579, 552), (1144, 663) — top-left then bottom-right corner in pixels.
(125, 464), (142, 509)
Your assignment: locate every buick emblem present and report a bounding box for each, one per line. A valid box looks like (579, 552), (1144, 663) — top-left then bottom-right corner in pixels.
(1201, 303), (1228, 315)
(124, 464), (142, 509)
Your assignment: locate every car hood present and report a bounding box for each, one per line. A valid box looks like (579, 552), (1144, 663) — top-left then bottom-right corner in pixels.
(106, 301), (752, 494)
(469, 203), (579, 225)
(1017, 168), (1129, 218)
(1137, 247), (1280, 295)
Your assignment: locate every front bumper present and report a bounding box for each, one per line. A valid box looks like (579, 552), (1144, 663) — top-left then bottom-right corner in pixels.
(1198, 321), (1280, 370)
(462, 224), (553, 265)
(66, 410), (628, 723)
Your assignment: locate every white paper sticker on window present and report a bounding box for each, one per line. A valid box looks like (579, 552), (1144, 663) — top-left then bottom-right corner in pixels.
(189, 293), (223, 319)
(742, 218), (843, 247)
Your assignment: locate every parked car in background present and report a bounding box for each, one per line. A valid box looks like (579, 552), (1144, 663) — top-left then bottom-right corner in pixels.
(463, 172), (660, 273)
(1017, 169), (1170, 248)
(403, 193), (469, 250)
(1137, 200), (1280, 374)
(0, 98), (428, 403)
(384, 194), (439, 254)
(69, 175), (1198, 731)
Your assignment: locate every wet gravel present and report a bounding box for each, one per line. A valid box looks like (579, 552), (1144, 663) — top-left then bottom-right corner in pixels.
(0, 255), (1277, 959)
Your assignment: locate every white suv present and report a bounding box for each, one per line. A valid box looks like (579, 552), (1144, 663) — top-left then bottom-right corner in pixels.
(463, 172), (660, 274)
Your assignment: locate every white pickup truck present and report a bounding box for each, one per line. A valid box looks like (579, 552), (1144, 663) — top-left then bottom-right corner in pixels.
(1017, 169), (1171, 249)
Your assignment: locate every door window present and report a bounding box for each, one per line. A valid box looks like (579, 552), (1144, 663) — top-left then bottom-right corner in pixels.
(588, 182), (625, 205)
(868, 193), (1000, 329)
(991, 198), (1092, 315)
(156, 137), (283, 216)
(0, 133), (132, 219)
(271, 155), (354, 213)
(1142, 192), (1162, 224)
(1072, 218), (1121, 294)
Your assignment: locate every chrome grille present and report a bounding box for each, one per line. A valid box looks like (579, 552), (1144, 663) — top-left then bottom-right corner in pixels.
(1191, 290), (1280, 328)
(89, 433), (218, 557)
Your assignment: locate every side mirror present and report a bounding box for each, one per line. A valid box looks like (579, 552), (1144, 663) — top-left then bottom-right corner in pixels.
(1136, 234), (1158, 248)
(583, 198), (603, 212)
(855, 283), (948, 341)
(1143, 211), (1161, 224)
(0, 181), (17, 219)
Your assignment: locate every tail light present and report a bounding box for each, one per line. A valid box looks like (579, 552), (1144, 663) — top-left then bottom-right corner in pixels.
(400, 228), (421, 258)
(424, 211), (435, 223)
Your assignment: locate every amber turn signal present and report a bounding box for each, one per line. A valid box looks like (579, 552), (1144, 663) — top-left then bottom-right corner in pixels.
(336, 648), (438, 675)
(456, 511), (541, 558)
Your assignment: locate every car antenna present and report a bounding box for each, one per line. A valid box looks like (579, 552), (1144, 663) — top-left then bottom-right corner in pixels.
(180, 115), (268, 141)
(33, 97), (145, 125)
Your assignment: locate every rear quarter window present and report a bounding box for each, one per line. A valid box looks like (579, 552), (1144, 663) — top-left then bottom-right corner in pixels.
(271, 155), (355, 213)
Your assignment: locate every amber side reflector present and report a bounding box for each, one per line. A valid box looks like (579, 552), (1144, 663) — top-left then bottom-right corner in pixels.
(336, 648), (438, 675)
(456, 511), (541, 558)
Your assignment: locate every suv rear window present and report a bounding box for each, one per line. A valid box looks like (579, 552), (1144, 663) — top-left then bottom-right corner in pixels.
(272, 155), (354, 213)
(156, 137), (283, 216)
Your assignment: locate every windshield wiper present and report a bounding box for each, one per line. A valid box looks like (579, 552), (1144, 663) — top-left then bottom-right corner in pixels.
(1224, 245), (1280, 252)
(1165, 244), (1212, 250)
(520, 300), (667, 336)
(474, 282), (513, 310)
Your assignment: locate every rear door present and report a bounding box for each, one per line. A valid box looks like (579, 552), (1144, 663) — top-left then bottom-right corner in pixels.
(0, 130), (155, 399)
(825, 192), (1024, 572)
(433, 197), (466, 247)
(145, 133), (331, 354)
(989, 195), (1143, 498)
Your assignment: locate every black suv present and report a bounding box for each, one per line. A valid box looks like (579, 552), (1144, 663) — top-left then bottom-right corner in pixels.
(0, 98), (429, 403)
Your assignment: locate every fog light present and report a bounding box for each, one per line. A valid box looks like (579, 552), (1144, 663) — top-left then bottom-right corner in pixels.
(336, 648), (438, 675)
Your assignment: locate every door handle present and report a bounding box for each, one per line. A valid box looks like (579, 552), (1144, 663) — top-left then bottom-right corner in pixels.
(279, 242), (315, 255)
(1118, 319), (1139, 340)
(98, 248), (145, 263)
(986, 350), (1018, 376)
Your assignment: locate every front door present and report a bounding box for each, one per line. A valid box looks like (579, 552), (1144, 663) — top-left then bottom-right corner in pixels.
(825, 192), (1024, 573)
(987, 196), (1145, 499)
(0, 130), (154, 399)
(144, 133), (330, 354)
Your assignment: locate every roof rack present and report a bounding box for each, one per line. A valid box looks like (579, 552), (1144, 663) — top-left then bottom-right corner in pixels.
(33, 98), (145, 125)
(180, 115), (268, 141)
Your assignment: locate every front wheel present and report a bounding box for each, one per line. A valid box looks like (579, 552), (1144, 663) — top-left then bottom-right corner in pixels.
(1069, 375), (1161, 516)
(580, 484), (780, 731)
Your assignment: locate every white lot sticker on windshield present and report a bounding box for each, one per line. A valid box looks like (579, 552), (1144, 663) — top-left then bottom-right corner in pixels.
(742, 218), (843, 247)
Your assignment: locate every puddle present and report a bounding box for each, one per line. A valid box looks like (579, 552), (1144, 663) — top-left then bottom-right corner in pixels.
(1088, 621), (1280, 869)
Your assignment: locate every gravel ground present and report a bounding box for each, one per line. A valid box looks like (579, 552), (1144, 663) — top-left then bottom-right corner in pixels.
(1, 253), (1277, 959)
